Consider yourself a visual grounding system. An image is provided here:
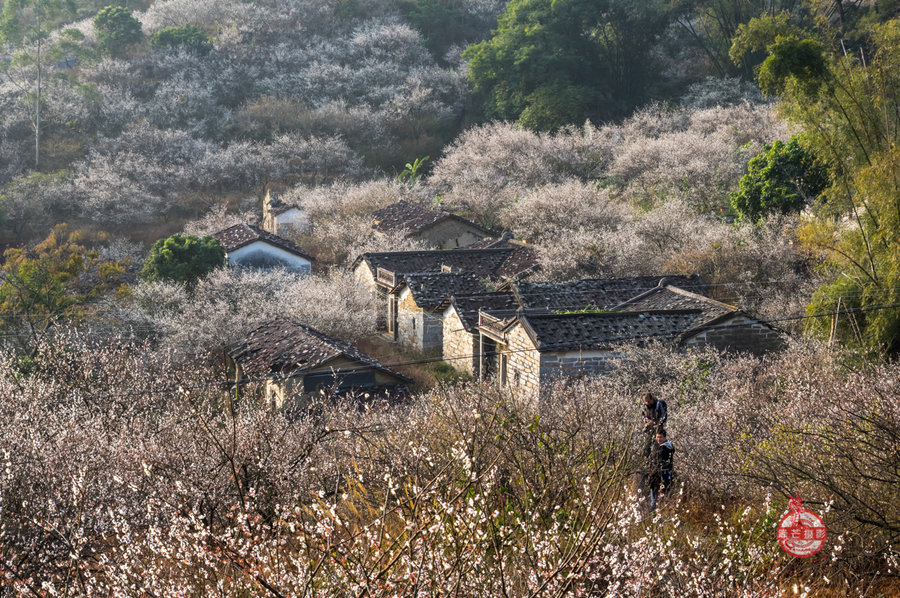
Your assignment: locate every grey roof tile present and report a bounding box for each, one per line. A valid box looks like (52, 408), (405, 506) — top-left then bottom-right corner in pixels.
(228, 319), (408, 382)
(510, 275), (706, 312)
(212, 223), (314, 261)
(357, 246), (538, 283)
(372, 201), (491, 237)
(518, 310), (712, 351)
(450, 292), (519, 331)
(400, 273), (490, 311)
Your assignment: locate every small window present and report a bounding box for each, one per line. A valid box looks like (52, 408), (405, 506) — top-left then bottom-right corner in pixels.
(304, 371), (376, 392)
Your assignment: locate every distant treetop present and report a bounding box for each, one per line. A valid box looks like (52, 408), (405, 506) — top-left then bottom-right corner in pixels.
(150, 25), (213, 55)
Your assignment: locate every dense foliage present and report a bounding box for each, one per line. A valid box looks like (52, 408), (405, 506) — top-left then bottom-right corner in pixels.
(93, 5), (143, 57)
(753, 20), (900, 355)
(464, 0), (670, 130)
(730, 136), (829, 223)
(140, 233), (225, 286)
(0, 224), (124, 354)
(149, 24), (212, 55)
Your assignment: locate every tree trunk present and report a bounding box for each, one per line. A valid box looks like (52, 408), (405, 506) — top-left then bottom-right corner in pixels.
(34, 16), (42, 169)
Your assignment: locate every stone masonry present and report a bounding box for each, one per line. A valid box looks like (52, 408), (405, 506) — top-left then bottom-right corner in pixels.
(684, 315), (785, 354)
(503, 325), (541, 394)
(443, 308), (476, 374)
(397, 287), (443, 353)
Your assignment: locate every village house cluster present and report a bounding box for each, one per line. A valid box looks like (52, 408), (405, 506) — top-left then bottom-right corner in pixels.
(219, 198), (786, 405)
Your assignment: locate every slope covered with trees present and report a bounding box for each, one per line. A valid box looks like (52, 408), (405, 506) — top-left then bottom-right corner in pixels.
(0, 0), (899, 593)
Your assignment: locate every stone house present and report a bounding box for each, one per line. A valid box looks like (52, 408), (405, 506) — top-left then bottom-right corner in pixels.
(213, 222), (314, 274)
(387, 273), (489, 353)
(438, 275), (707, 378)
(615, 284), (786, 354)
(476, 284), (786, 396)
(372, 200), (494, 249)
(352, 245), (539, 332)
(262, 188), (308, 235)
(442, 292), (519, 375)
(227, 319), (410, 409)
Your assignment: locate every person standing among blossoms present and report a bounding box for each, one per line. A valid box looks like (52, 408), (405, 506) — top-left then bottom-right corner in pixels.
(641, 392), (668, 457)
(648, 429), (675, 511)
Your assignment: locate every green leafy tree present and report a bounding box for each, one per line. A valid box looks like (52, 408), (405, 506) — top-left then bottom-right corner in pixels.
(728, 12), (804, 70)
(0, 224), (125, 353)
(764, 21), (900, 355)
(0, 0), (77, 169)
(404, 0), (458, 57)
(730, 136), (829, 223)
(671, 1), (809, 78)
(463, 0), (671, 131)
(150, 25), (213, 56)
(140, 234), (225, 287)
(756, 35), (829, 97)
(93, 5), (143, 57)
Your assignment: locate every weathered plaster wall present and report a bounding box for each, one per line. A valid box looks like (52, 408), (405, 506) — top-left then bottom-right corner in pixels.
(228, 242), (311, 273)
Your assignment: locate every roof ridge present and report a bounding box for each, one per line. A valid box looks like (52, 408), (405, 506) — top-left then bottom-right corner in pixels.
(662, 285), (738, 311)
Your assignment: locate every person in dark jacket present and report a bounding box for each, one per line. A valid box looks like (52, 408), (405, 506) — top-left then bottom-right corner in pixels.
(648, 428), (675, 511)
(641, 392), (668, 457)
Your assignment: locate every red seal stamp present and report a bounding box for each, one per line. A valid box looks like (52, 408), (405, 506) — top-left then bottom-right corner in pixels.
(777, 494), (827, 558)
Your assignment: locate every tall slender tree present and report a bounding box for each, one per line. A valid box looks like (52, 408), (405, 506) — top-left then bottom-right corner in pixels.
(0, 0), (76, 169)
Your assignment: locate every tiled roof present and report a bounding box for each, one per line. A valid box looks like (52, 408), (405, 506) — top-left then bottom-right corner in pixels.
(228, 319), (409, 381)
(509, 275), (706, 312)
(400, 273), (490, 311)
(267, 194), (300, 216)
(615, 285), (735, 324)
(449, 292), (519, 331)
(461, 232), (516, 249)
(373, 201), (491, 236)
(356, 246), (538, 283)
(517, 310), (713, 352)
(493, 243), (540, 279)
(212, 223), (314, 261)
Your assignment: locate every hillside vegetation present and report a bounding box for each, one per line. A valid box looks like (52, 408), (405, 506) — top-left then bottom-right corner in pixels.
(0, 0), (899, 594)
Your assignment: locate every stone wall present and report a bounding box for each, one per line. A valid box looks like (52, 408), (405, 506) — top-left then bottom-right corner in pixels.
(353, 263), (376, 290)
(539, 350), (616, 385)
(396, 289), (443, 353)
(442, 308), (476, 374)
(685, 315), (786, 355)
(503, 324), (541, 395)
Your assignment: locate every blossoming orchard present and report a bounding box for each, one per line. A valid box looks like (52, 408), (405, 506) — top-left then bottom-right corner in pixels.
(0, 0), (898, 595)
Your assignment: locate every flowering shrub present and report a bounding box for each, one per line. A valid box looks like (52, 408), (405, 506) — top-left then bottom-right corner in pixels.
(118, 268), (377, 359)
(0, 337), (896, 595)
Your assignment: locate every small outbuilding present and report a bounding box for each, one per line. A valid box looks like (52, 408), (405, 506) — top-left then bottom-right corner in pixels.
(213, 222), (314, 274)
(227, 319), (410, 408)
(372, 200), (494, 249)
(262, 188), (308, 235)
